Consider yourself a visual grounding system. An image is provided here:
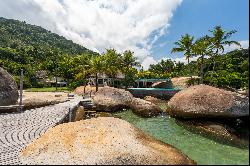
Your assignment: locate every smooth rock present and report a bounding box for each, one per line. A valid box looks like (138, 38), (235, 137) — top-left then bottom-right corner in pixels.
(144, 96), (166, 104)
(0, 67), (19, 106)
(176, 119), (249, 148)
(130, 98), (162, 118)
(93, 87), (133, 112)
(168, 85), (249, 118)
(151, 81), (173, 89)
(20, 117), (196, 165)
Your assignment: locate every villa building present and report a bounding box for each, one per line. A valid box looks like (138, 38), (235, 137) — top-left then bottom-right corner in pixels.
(88, 72), (125, 87)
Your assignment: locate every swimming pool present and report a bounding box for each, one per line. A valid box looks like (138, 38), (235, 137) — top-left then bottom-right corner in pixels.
(127, 88), (181, 99)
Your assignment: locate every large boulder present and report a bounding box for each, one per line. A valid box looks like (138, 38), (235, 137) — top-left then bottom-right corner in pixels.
(171, 76), (200, 89)
(93, 87), (133, 112)
(151, 80), (173, 89)
(176, 119), (249, 148)
(144, 96), (165, 104)
(130, 98), (162, 117)
(0, 67), (19, 106)
(168, 85), (249, 118)
(20, 117), (195, 165)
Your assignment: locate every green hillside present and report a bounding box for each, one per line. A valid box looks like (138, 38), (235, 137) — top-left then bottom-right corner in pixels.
(0, 17), (95, 55)
(0, 17), (98, 87)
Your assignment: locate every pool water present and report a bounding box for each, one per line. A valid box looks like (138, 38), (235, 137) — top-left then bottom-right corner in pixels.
(128, 88), (181, 91)
(112, 110), (249, 165)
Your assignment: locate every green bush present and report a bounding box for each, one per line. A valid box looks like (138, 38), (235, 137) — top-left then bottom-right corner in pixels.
(13, 75), (32, 89)
(186, 77), (201, 86)
(68, 79), (85, 89)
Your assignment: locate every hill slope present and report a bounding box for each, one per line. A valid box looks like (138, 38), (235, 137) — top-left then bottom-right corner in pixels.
(0, 17), (95, 55)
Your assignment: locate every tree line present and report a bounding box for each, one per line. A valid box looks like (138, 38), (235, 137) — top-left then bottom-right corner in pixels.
(0, 17), (248, 91)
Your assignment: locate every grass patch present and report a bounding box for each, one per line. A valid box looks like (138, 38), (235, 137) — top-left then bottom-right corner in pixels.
(25, 87), (72, 92)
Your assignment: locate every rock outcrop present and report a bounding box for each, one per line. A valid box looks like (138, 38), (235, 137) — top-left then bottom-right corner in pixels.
(176, 119), (249, 148)
(168, 85), (249, 118)
(0, 67), (19, 106)
(151, 81), (173, 89)
(93, 87), (163, 117)
(20, 117), (196, 165)
(130, 98), (162, 118)
(93, 87), (133, 112)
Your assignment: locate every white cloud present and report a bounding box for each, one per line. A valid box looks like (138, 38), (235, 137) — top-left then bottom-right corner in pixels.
(0, 0), (182, 69)
(141, 56), (157, 70)
(224, 40), (249, 53)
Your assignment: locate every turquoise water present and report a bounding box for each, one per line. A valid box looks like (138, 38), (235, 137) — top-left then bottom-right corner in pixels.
(128, 88), (181, 91)
(112, 110), (249, 165)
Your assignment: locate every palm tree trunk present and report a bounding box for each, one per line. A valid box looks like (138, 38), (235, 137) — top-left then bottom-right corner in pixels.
(95, 73), (98, 92)
(55, 76), (58, 91)
(213, 49), (219, 71)
(84, 80), (86, 94)
(187, 58), (193, 79)
(200, 55), (204, 84)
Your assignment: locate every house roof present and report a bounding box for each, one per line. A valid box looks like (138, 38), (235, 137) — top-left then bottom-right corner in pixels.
(136, 78), (171, 82)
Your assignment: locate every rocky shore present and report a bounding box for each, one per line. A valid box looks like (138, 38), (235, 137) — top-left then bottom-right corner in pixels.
(20, 117), (196, 165)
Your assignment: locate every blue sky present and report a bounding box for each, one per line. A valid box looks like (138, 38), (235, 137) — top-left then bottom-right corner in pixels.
(152, 0), (249, 61)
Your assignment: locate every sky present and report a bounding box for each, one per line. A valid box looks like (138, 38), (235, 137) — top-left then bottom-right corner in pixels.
(0, 0), (249, 69)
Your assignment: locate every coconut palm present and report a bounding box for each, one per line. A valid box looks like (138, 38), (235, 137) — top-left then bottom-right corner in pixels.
(121, 50), (140, 68)
(171, 34), (195, 77)
(209, 26), (241, 70)
(192, 36), (213, 84)
(103, 48), (122, 86)
(89, 55), (105, 92)
(121, 50), (140, 88)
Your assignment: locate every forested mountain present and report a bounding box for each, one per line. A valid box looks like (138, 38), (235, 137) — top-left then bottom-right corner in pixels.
(0, 17), (95, 55)
(0, 17), (98, 86)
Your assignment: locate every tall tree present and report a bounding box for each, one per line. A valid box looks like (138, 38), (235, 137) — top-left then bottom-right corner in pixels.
(209, 26), (241, 70)
(121, 50), (140, 88)
(89, 55), (105, 92)
(171, 34), (195, 77)
(192, 36), (213, 84)
(103, 48), (122, 86)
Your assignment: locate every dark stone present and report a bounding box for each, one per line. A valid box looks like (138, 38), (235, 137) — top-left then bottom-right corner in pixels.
(0, 67), (19, 106)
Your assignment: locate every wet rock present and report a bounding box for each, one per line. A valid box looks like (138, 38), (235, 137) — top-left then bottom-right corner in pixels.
(74, 106), (85, 121)
(168, 85), (249, 118)
(130, 98), (162, 118)
(0, 67), (19, 106)
(176, 119), (249, 148)
(93, 87), (133, 112)
(20, 117), (196, 165)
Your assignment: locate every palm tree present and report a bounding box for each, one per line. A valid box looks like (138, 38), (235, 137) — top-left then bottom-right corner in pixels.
(171, 34), (195, 78)
(74, 54), (92, 93)
(89, 55), (105, 92)
(121, 50), (140, 68)
(103, 49), (122, 87)
(121, 50), (140, 88)
(209, 26), (241, 70)
(192, 36), (213, 84)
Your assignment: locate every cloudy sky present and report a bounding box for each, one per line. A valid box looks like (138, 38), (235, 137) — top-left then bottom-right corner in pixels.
(0, 0), (249, 69)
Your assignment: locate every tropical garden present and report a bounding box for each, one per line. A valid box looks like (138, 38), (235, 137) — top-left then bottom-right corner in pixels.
(0, 17), (248, 91)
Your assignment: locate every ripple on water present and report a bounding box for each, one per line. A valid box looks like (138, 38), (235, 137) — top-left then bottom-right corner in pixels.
(112, 110), (249, 165)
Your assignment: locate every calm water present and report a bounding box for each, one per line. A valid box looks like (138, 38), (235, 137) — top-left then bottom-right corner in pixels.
(128, 88), (181, 90)
(112, 110), (249, 165)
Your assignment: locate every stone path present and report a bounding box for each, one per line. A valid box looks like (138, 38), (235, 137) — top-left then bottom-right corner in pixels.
(0, 97), (82, 165)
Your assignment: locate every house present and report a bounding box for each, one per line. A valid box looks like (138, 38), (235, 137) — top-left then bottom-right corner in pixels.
(35, 70), (67, 87)
(88, 72), (125, 87)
